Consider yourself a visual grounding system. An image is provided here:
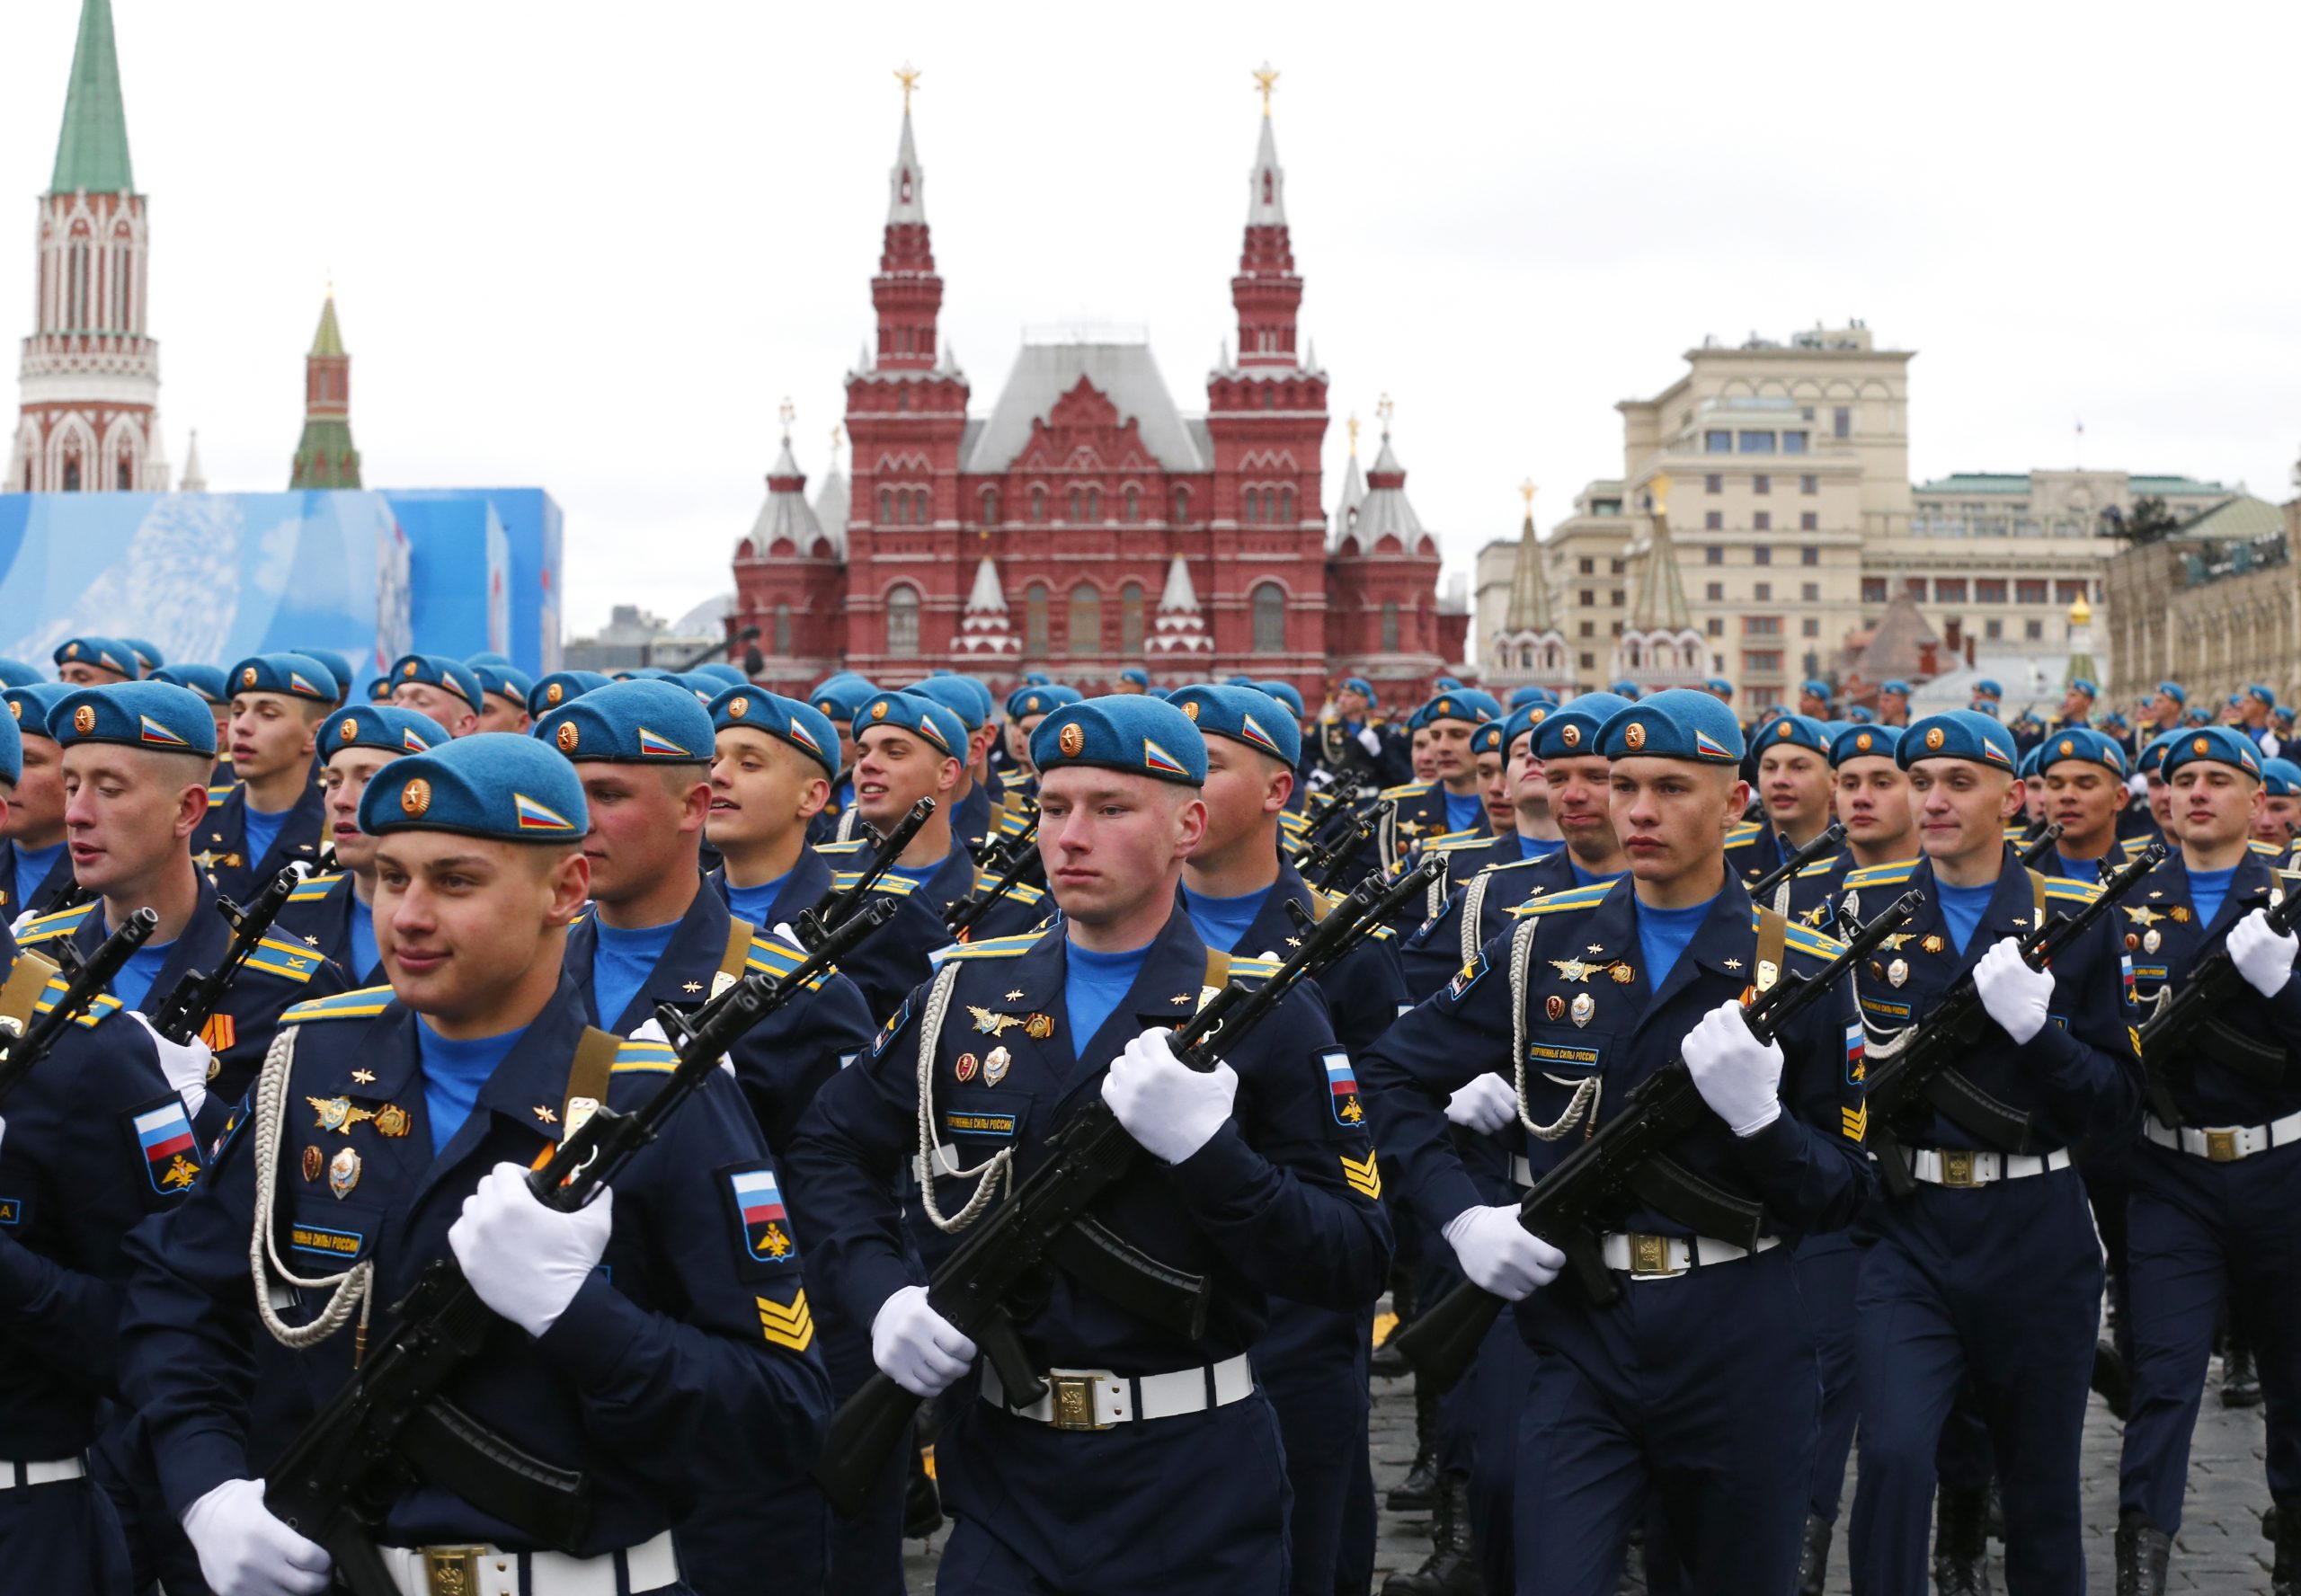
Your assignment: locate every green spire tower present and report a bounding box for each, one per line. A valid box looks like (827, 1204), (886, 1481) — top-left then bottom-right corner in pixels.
(289, 291), (361, 489)
(50, 0), (134, 195)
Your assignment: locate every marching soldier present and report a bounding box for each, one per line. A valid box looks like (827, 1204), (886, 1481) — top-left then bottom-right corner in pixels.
(991, 683), (1080, 820)
(1, 684), (78, 923)
(1312, 675), (1409, 793)
(471, 661), (536, 733)
(205, 653), (339, 901)
(386, 652), (484, 738)
(153, 663), (235, 763)
(52, 636), (138, 687)
(2030, 729), (2130, 883)
(1361, 688), (1870, 1594)
(119, 732), (829, 1596)
(1785, 723), (1915, 932)
(1841, 711), (2137, 1595)
(805, 674), (876, 845)
(2054, 678), (2098, 732)
(2255, 758), (2301, 848)
(526, 669), (611, 723)
(275, 705), (448, 983)
(2114, 726), (2301, 1594)
(1730, 712), (1834, 897)
(786, 696), (1391, 1596)
(902, 676), (999, 850)
(1877, 679), (1912, 728)
(1347, 695), (1497, 888)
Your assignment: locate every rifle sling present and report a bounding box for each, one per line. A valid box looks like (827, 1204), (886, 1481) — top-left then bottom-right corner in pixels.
(0, 950), (60, 1037)
(715, 916), (756, 998)
(401, 1395), (590, 1547)
(1046, 1217), (1210, 1338)
(561, 1027), (621, 1140)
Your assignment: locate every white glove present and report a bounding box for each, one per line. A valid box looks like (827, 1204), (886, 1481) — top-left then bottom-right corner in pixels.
(1440, 1205), (1563, 1300)
(1444, 1072), (1520, 1135)
(447, 1163), (613, 1339)
(1973, 936), (2052, 1045)
(130, 1011), (212, 1121)
(1101, 1028), (1238, 1165)
(1681, 999), (1784, 1138)
(179, 1478), (331, 1596)
(2227, 908), (2298, 999)
(1355, 726), (1384, 757)
(870, 1283), (977, 1398)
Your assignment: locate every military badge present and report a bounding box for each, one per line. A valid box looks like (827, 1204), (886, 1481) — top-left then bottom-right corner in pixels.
(1608, 963), (1633, 985)
(301, 1145), (323, 1182)
(1059, 723), (1085, 757)
(2143, 928), (2161, 954)
(1024, 1013), (1054, 1041)
(1623, 722), (1647, 751)
(1888, 958), (1909, 988)
(556, 721), (580, 752)
(373, 1104), (412, 1139)
(2169, 906), (2190, 923)
(1570, 992), (1595, 1027)
(328, 1146), (361, 1199)
(1545, 994), (1566, 1021)
(955, 1052), (979, 1083)
(73, 705), (95, 734)
(984, 1046), (1012, 1086)
(731, 1169), (797, 1264)
(1322, 1051), (1365, 1125)
(400, 778), (431, 818)
(1445, 951), (1488, 1003)
(1921, 935), (1945, 954)
(307, 1095), (375, 1134)
(967, 1005), (1025, 1038)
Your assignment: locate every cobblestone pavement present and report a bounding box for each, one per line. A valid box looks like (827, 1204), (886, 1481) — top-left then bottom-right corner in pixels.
(904, 1354), (2277, 1592)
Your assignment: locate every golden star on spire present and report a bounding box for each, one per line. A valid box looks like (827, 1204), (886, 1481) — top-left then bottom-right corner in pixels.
(895, 62), (921, 113)
(1376, 393), (1395, 433)
(1346, 413), (1360, 455)
(1649, 473), (1672, 515)
(778, 395), (795, 432)
(1252, 61), (1279, 117)
(1520, 478), (1537, 510)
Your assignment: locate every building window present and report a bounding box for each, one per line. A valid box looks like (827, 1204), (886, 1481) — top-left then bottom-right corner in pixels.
(1068, 488), (1083, 521)
(1746, 650), (1782, 672)
(1802, 617), (1819, 637)
(1705, 511), (1723, 530)
(1754, 511), (1772, 532)
(1833, 406), (1852, 439)
(1580, 652), (1595, 669)
(1862, 577), (1888, 603)
(1705, 545), (1723, 565)
(1117, 582), (1144, 653)
(1705, 474), (1722, 493)
(62, 454), (80, 492)
(1611, 590), (1624, 607)
(1754, 582), (1772, 601)
(1124, 485), (1139, 523)
(1279, 487), (1295, 522)
(1066, 584), (1101, 656)
(1753, 474), (1771, 495)
(1579, 620), (1595, 637)
(1025, 583), (1049, 652)
(1086, 488), (1101, 521)
(1936, 579), (1968, 603)
(1800, 512), (1818, 531)
(981, 486), (999, 524)
(1173, 486), (1190, 522)
(1031, 486), (1046, 522)
(116, 455), (132, 491)
(1977, 579), (2007, 603)
(1782, 432), (1808, 455)
(2016, 580), (2048, 604)
(1800, 545), (1818, 565)
(1579, 590), (1595, 607)
(1706, 617), (1724, 636)
(1577, 557), (1595, 575)
(1611, 559), (1625, 575)
(2025, 618), (2043, 641)
(1738, 431), (1776, 454)
(885, 584), (921, 657)
(1986, 618), (2003, 640)
(1705, 430), (1732, 453)
(1381, 601), (1400, 652)
(1905, 579), (1927, 599)
(1802, 582), (1819, 601)
(771, 603), (791, 655)
(1800, 474), (1817, 495)
(1705, 581), (1724, 601)
(1754, 545), (1772, 565)
(1250, 582), (1287, 653)
(2054, 580), (2088, 604)
(879, 488), (893, 524)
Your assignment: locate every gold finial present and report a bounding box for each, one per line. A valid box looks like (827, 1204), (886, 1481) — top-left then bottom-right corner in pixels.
(1376, 393), (1394, 433)
(778, 396), (795, 434)
(1252, 61), (1279, 117)
(1519, 478), (1537, 509)
(2068, 591), (2092, 627)
(1346, 413), (1360, 455)
(1648, 473), (1672, 516)
(895, 62), (921, 113)
(829, 422), (843, 459)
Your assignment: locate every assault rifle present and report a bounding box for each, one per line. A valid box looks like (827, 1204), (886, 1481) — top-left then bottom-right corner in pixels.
(1389, 891), (1923, 1393)
(944, 816), (1043, 939)
(2018, 823), (2066, 867)
(796, 797), (934, 952)
(262, 897), (902, 1596)
(0, 908), (158, 1103)
(1863, 841), (2164, 1198)
(1297, 797), (1393, 891)
(2136, 872), (2301, 1126)
(1747, 822), (1845, 902)
(812, 854), (1450, 1515)
(148, 866), (301, 1046)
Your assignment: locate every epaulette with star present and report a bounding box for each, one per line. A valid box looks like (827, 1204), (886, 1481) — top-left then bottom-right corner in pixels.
(2041, 876), (2103, 906)
(1421, 831), (1492, 853)
(609, 1034), (681, 1075)
(16, 902), (95, 946)
(32, 975), (122, 1028)
(743, 934), (831, 989)
(1796, 859), (1838, 879)
(243, 936), (328, 984)
(1230, 955), (1285, 980)
(2250, 839), (2283, 858)
(1513, 882), (1612, 918)
(941, 933), (1041, 962)
(1378, 781), (1433, 801)
(282, 985), (395, 1026)
(1723, 824), (1763, 851)
(287, 872), (345, 904)
(1843, 861), (1918, 889)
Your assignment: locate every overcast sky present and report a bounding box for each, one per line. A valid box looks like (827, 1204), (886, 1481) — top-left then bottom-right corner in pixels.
(4, 2), (2296, 639)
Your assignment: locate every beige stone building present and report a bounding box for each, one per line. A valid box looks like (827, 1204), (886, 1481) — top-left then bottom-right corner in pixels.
(2102, 490), (2297, 709)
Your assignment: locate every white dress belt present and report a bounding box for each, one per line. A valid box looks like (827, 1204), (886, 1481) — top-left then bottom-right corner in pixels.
(2145, 1110), (2301, 1164)
(1596, 1232), (1780, 1280)
(1906, 1146), (2073, 1187)
(376, 1529), (679, 1596)
(982, 1352), (1256, 1431)
(0, 1457), (85, 1488)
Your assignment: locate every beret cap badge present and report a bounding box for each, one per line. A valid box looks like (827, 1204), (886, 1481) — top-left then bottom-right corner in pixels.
(339, 718), (359, 743)
(402, 661), (419, 678)
(242, 666), (259, 688)
(870, 700), (888, 721)
(727, 696), (749, 719)
(400, 778), (431, 818)
(1623, 722), (1646, 752)
(1856, 732), (1873, 751)
(556, 722), (580, 753)
(72, 705), (95, 734)
(2194, 737), (2209, 755)
(1059, 723), (1086, 757)
(546, 683), (564, 705)
(1181, 700), (1200, 721)
(1925, 727), (1945, 750)
(1560, 724), (1580, 748)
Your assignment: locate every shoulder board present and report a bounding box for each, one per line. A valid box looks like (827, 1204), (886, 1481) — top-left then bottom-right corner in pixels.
(1518, 882), (1613, 918)
(2120, 837), (2155, 857)
(1423, 831), (1491, 852)
(832, 870), (919, 898)
(243, 935), (327, 984)
(1230, 955), (1284, 980)
(1723, 833), (1760, 852)
(1280, 811), (1310, 835)
(1796, 860), (1837, 879)
(743, 935), (829, 989)
(1727, 822), (1763, 840)
(282, 985), (395, 1025)
(1843, 862), (1917, 888)
(2250, 839), (2282, 857)
(1378, 781), (1429, 800)
(944, 934), (1039, 962)
(2003, 824), (2027, 839)
(1778, 919), (1848, 960)
(206, 783), (240, 804)
(32, 976), (122, 1028)
(287, 872), (346, 902)
(2041, 877), (2103, 904)
(609, 1036), (680, 1075)
(815, 839), (868, 858)
(967, 871), (1044, 907)
(17, 902), (94, 945)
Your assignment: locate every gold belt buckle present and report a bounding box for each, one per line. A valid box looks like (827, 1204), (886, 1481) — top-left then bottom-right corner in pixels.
(422, 1547), (485, 1596)
(1047, 1372), (1111, 1432)
(1628, 1233), (1676, 1278)
(1940, 1150), (1977, 1188)
(2204, 1130), (2240, 1163)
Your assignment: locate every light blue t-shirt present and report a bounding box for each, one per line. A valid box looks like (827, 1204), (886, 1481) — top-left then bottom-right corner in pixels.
(347, 894), (379, 980)
(1518, 835), (1565, 861)
(2055, 853), (2102, 885)
(884, 861), (939, 888)
(10, 838), (64, 897)
(241, 802), (291, 869)
(1064, 940), (1151, 1055)
(1569, 861), (1625, 889)
(1935, 880), (1998, 956)
(2188, 865), (2237, 932)
(1443, 790), (1484, 834)
(1182, 883), (1274, 955)
(1636, 895), (1717, 989)
(724, 869), (791, 929)
(589, 917), (680, 1031)
(112, 939), (176, 1013)
(416, 1017), (528, 1157)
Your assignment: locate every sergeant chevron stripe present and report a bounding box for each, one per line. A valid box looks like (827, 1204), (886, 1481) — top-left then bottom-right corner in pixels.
(1340, 1150), (1382, 1200)
(758, 1290), (815, 1352)
(1840, 1104), (1868, 1143)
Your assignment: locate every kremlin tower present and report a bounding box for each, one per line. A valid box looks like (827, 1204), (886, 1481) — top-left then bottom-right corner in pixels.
(289, 291), (361, 488)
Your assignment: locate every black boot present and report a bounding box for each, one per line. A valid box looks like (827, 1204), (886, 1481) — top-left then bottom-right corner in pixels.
(2272, 1495), (2299, 1596)
(1381, 1471), (1479, 1595)
(2114, 1507), (2171, 1596)
(1796, 1513), (1832, 1596)
(2223, 1334), (2263, 1408)
(1932, 1486), (1992, 1596)
(1386, 1378), (1441, 1511)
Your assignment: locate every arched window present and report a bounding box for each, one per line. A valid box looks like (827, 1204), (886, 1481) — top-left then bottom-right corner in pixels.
(1031, 486), (1046, 522)
(1278, 487), (1294, 523)
(896, 390), (910, 412)
(1251, 582), (1286, 654)
(116, 451), (131, 491)
(1380, 600), (1400, 653)
(981, 486), (999, 524)
(62, 451), (81, 492)
(913, 488), (930, 523)
(1068, 488), (1082, 522)
(1086, 487), (1100, 521)
(1173, 486), (1189, 523)
(1066, 584), (1101, 658)
(885, 584), (920, 657)
(1124, 486), (1139, 523)
(772, 603), (792, 655)
(1025, 584), (1050, 652)
(1244, 489), (1261, 524)
(1119, 582), (1145, 654)
(878, 488), (893, 524)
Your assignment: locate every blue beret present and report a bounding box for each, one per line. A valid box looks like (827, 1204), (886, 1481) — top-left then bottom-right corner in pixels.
(1024, 673), (1052, 687)
(2137, 731), (2181, 776)
(853, 690), (967, 761)
(527, 669), (611, 718)
(1433, 677), (1463, 693)
(1253, 680), (1306, 718)
(465, 652), (512, 669)
(2278, 705), (2297, 725)
(1509, 685), (1559, 710)
(0, 705), (19, 785)
(1337, 676), (1376, 706)
(296, 650), (356, 702)
(319, 705), (448, 761)
(1499, 704), (1546, 756)
(2156, 681), (2185, 705)
(1829, 724), (1903, 767)
(653, 671), (722, 705)
(0, 660), (45, 689)
(367, 677), (393, 702)
(1031, 695), (1206, 786)
(1844, 706), (1874, 724)
(51, 682), (217, 758)
(227, 652), (338, 705)
(1531, 693), (1632, 761)
(1598, 689), (1744, 764)
(1470, 722), (1505, 758)
(2250, 684), (2277, 707)
(535, 678), (715, 764)
(4, 684), (73, 742)
(710, 687), (840, 779)
(1609, 680), (1640, 699)
(2066, 678), (2097, 698)
(2103, 712), (2129, 731)
(152, 664), (227, 705)
(1005, 683), (1082, 721)
(808, 675), (875, 723)
(1118, 669), (1150, 688)
(1973, 679), (2003, 697)
(119, 637), (164, 673)
(1897, 710), (2016, 773)
(1408, 692), (1492, 732)
(53, 635), (137, 678)
(2015, 744), (2043, 781)
(473, 661), (537, 707)
(902, 676), (989, 732)
(1880, 679), (1910, 696)
(1755, 714), (1830, 758)
(2039, 727), (2125, 778)
(359, 732), (588, 842)
(388, 653), (484, 714)
(1168, 684), (1302, 767)
(2260, 758), (2301, 798)
(1801, 679), (1831, 699)
(2163, 726), (2262, 783)
(1703, 678), (1733, 698)
(689, 662), (751, 690)
(2184, 706), (2211, 725)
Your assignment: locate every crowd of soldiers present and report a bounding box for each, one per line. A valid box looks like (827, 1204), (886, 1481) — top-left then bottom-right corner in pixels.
(0, 629), (2289, 1596)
